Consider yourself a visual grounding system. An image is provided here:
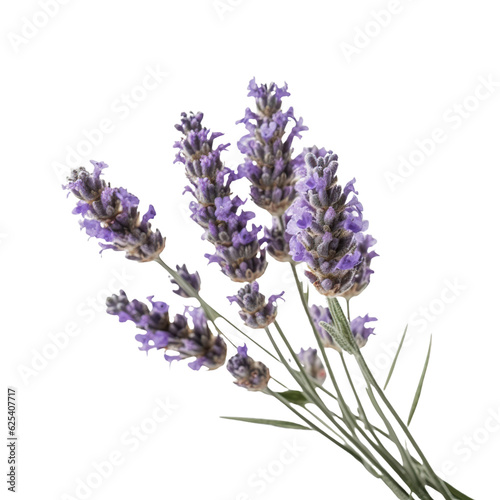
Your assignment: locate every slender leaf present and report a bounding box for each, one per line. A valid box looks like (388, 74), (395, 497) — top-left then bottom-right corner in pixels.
(277, 390), (309, 406)
(328, 298), (352, 338)
(383, 324), (409, 390)
(326, 298), (357, 354)
(442, 481), (475, 500)
(320, 321), (355, 355)
(407, 336), (432, 426)
(220, 416), (311, 430)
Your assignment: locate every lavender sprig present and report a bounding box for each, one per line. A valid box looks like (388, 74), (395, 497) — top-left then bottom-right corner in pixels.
(237, 78), (308, 216)
(174, 112), (267, 282)
(64, 161), (165, 262)
(228, 281), (284, 329)
(287, 153), (368, 296)
(106, 290), (226, 370)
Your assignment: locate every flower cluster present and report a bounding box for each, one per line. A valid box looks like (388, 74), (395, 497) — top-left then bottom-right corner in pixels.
(227, 345), (270, 391)
(298, 348), (326, 384)
(310, 304), (376, 350)
(228, 281), (284, 329)
(174, 112), (267, 282)
(237, 78), (308, 216)
(106, 290), (226, 370)
(287, 153), (369, 296)
(64, 161), (165, 262)
(237, 79), (308, 264)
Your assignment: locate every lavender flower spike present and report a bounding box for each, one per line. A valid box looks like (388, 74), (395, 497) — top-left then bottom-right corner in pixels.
(287, 153), (368, 297)
(64, 161), (165, 262)
(106, 290), (227, 370)
(341, 234), (378, 300)
(174, 112), (267, 282)
(298, 348), (326, 385)
(237, 78), (308, 216)
(228, 281), (284, 329)
(227, 345), (270, 391)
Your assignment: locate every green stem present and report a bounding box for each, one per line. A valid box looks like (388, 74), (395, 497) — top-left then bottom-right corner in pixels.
(339, 352), (418, 491)
(302, 405), (347, 443)
(266, 327), (378, 463)
(269, 324), (415, 497)
(330, 296), (455, 499)
(270, 392), (411, 499)
(270, 376), (288, 390)
(267, 389), (381, 476)
(353, 335), (454, 500)
(365, 383), (430, 498)
(289, 263), (357, 431)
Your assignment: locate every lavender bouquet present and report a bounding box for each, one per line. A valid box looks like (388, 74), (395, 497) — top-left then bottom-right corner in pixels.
(63, 79), (474, 500)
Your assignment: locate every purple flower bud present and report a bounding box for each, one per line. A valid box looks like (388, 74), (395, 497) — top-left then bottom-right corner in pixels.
(170, 264), (201, 298)
(228, 282), (284, 329)
(65, 161), (108, 202)
(237, 79), (308, 216)
(341, 234), (378, 299)
(227, 344), (270, 391)
(287, 152), (369, 296)
(106, 291), (226, 370)
(64, 162), (165, 262)
(263, 215), (294, 263)
(350, 314), (377, 348)
(298, 348), (326, 385)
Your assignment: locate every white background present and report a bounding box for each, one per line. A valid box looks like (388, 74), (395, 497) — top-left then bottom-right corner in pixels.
(2, 1), (500, 499)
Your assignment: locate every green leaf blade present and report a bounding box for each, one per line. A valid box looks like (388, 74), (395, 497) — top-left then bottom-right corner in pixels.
(442, 481), (475, 500)
(320, 320), (355, 355)
(328, 298), (352, 337)
(407, 336), (433, 426)
(277, 390), (309, 406)
(384, 324), (409, 390)
(220, 416), (311, 430)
